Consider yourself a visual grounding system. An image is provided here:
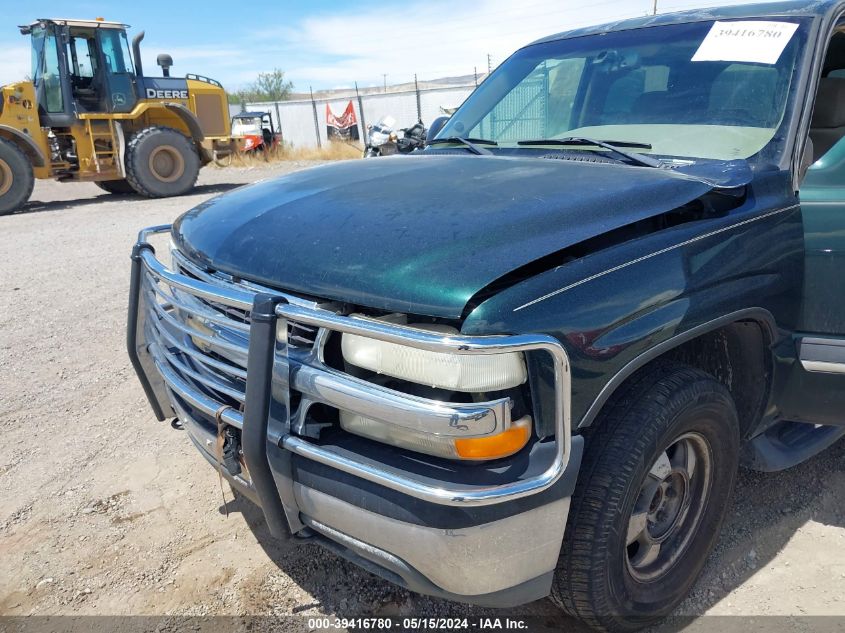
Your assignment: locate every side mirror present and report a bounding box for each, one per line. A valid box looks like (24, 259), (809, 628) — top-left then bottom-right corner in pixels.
(157, 53), (173, 78)
(426, 116), (450, 145)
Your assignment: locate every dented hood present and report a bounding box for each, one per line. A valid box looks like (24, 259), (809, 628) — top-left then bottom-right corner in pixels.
(173, 154), (740, 319)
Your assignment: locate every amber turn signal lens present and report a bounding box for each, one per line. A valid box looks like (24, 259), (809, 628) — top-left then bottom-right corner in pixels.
(454, 417), (532, 460)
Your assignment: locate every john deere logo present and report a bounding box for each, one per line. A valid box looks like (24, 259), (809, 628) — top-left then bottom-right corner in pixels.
(146, 88), (189, 99)
(112, 93), (126, 106)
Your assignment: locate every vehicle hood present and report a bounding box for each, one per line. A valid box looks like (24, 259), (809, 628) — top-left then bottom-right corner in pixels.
(173, 155), (733, 319)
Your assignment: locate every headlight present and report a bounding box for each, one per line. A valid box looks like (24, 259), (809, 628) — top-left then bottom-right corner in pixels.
(339, 324), (532, 460)
(340, 411), (532, 461)
(369, 131), (386, 144)
(341, 326), (527, 392)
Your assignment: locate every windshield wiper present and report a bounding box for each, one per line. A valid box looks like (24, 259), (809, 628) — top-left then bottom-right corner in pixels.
(517, 137), (661, 168)
(428, 137), (497, 156)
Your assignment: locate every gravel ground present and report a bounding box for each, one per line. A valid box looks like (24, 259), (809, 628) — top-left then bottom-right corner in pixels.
(0, 161), (843, 629)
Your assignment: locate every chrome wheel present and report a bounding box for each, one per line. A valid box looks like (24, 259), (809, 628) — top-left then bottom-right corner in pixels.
(625, 432), (713, 581)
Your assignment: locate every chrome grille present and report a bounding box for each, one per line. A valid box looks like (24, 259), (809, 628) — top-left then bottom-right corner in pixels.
(143, 248), (328, 430)
(288, 322), (319, 348)
(171, 250), (320, 350)
(142, 262), (251, 426)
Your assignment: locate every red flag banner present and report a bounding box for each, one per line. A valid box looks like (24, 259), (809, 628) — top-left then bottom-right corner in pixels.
(325, 101), (360, 141)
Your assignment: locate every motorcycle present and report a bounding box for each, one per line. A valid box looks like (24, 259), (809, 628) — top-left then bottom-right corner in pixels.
(396, 121), (427, 154)
(363, 116), (427, 157)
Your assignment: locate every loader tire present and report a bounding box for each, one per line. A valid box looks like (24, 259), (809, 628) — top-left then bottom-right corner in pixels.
(0, 138), (34, 215)
(126, 127), (199, 198)
(96, 179), (137, 195)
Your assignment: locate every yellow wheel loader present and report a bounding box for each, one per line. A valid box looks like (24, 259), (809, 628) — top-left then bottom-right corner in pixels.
(0, 18), (233, 214)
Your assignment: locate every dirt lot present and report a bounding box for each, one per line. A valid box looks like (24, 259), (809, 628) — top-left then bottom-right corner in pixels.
(0, 162), (844, 628)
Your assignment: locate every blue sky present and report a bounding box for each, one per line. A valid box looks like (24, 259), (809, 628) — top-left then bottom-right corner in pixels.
(0, 0), (751, 92)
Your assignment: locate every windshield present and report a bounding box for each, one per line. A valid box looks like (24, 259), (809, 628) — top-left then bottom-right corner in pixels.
(438, 19), (809, 161)
(372, 115), (396, 131)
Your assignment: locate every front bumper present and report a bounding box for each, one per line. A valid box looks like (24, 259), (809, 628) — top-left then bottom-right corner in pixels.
(128, 225), (581, 604)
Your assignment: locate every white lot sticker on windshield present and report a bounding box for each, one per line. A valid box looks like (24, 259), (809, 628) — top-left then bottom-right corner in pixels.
(692, 21), (799, 64)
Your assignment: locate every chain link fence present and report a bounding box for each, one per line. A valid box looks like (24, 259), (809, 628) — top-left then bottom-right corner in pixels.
(228, 83), (477, 149)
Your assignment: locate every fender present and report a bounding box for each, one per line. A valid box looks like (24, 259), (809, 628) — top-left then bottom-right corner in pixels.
(577, 307), (779, 428)
(461, 189), (802, 433)
(0, 125), (46, 167)
(80, 102), (206, 146)
(161, 103), (205, 143)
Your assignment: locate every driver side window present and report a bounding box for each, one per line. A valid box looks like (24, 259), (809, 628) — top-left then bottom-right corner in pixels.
(808, 77), (845, 162)
(808, 32), (845, 163)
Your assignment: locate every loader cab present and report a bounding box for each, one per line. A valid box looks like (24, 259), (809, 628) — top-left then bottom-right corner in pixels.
(24, 18), (138, 125)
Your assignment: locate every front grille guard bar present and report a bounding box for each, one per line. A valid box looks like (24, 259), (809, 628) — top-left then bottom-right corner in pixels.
(129, 226), (572, 537)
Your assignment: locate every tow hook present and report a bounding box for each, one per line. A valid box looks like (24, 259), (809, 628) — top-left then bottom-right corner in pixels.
(213, 406), (248, 479)
(221, 427), (242, 477)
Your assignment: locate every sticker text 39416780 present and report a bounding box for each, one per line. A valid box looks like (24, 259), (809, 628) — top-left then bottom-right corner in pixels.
(692, 20), (799, 65)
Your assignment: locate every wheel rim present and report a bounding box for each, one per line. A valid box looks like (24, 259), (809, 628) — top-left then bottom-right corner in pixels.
(148, 145), (185, 183)
(0, 159), (13, 197)
(625, 432), (713, 582)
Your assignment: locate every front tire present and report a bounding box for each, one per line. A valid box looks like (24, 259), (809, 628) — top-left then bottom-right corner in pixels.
(552, 362), (740, 632)
(125, 126), (199, 198)
(0, 138), (34, 215)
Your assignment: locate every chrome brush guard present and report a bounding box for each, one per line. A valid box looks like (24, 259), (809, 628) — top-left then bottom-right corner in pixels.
(129, 225), (572, 538)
